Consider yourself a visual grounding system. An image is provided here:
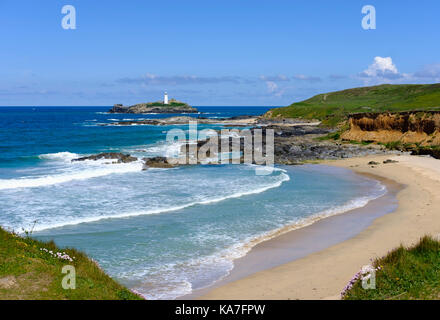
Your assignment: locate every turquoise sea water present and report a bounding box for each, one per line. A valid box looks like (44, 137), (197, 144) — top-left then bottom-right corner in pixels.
(0, 106), (385, 299)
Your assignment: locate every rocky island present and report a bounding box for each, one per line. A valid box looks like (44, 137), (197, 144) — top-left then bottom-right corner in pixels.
(109, 99), (197, 114)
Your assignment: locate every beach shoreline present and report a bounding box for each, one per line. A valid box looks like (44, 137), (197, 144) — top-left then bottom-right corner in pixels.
(181, 166), (400, 300)
(198, 154), (440, 300)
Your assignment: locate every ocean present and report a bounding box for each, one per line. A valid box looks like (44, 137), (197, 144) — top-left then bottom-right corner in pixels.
(0, 106), (386, 299)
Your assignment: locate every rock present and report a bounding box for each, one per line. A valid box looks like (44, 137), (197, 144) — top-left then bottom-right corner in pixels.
(110, 104), (128, 113)
(88, 123), (399, 167)
(72, 153), (138, 163)
(410, 148), (440, 160)
(383, 159), (399, 164)
(102, 116), (259, 126)
(142, 157), (176, 169)
(172, 126), (399, 165)
(265, 125), (332, 137)
(0, 276), (17, 289)
(101, 119), (161, 126)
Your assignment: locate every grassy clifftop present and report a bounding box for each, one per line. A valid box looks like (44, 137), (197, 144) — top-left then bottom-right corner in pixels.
(0, 227), (142, 300)
(343, 235), (440, 300)
(266, 84), (440, 126)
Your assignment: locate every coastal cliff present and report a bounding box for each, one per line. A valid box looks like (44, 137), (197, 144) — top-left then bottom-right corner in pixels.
(109, 100), (197, 114)
(341, 111), (440, 146)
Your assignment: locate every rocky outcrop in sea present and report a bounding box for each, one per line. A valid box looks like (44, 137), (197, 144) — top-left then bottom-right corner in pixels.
(142, 157), (177, 169)
(71, 153), (179, 170)
(72, 124), (401, 168)
(71, 152), (138, 164)
(175, 125), (398, 165)
(109, 101), (198, 114)
(100, 115), (258, 126)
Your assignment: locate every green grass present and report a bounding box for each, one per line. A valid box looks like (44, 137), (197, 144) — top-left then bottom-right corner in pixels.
(343, 235), (440, 300)
(132, 100), (192, 108)
(317, 131), (341, 141)
(316, 123), (350, 141)
(148, 101), (188, 107)
(349, 140), (373, 145)
(267, 84), (440, 127)
(0, 227), (143, 300)
(383, 141), (404, 150)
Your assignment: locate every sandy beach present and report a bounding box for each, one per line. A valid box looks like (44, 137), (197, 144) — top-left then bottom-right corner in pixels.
(200, 154), (440, 300)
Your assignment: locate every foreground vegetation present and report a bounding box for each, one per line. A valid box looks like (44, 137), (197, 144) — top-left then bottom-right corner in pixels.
(0, 227), (143, 300)
(267, 84), (440, 127)
(343, 235), (440, 300)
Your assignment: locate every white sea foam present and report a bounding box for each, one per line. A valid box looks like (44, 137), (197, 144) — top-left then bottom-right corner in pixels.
(82, 123), (107, 127)
(38, 152), (80, 162)
(0, 160), (143, 190)
(143, 140), (186, 158)
(29, 172), (290, 232)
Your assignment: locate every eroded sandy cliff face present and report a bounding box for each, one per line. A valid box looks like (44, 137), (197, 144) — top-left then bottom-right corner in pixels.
(341, 111), (440, 146)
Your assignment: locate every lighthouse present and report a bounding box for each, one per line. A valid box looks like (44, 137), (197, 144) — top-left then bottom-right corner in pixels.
(164, 92), (169, 105)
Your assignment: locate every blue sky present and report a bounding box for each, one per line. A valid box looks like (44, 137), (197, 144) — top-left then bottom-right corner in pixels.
(0, 0), (439, 106)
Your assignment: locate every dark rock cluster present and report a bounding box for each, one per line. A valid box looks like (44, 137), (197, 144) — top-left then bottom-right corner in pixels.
(142, 157), (176, 169)
(72, 152), (138, 164)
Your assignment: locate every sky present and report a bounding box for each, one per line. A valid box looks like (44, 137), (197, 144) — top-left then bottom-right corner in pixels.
(0, 0), (439, 106)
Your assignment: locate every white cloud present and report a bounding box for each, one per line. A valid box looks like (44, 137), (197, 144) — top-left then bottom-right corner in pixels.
(329, 74), (347, 80)
(414, 64), (440, 82)
(359, 56), (408, 84)
(117, 73), (243, 85)
(266, 81), (278, 93)
(358, 57), (440, 85)
(259, 75), (289, 82)
(264, 81), (286, 97)
(292, 74), (322, 82)
(363, 57), (398, 76)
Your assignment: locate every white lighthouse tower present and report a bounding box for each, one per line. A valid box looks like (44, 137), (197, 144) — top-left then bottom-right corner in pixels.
(163, 91), (169, 105)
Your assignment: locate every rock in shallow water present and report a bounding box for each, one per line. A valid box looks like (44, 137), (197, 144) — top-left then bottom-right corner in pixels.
(72, 152), (138, 164)
(142, 156), (177, 169)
